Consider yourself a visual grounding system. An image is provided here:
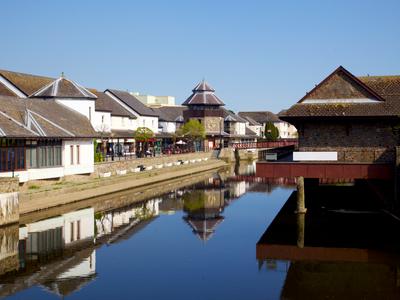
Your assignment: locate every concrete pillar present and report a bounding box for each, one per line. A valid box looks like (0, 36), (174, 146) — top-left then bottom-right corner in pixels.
(296, 176), (307, 214)
(296, 213), (305, 248)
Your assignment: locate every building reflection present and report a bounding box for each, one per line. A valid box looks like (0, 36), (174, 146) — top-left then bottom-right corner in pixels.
(0, 198), (161, 298)
(256, 184), (400, 299)
(182, 175), (226, 241)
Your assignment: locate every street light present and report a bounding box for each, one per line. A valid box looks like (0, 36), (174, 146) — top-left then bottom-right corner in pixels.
(219, 117), (224, 150)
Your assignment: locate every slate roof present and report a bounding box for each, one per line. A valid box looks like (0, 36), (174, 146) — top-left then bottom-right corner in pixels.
(238, 111), (281, 123)
(0, 82), (17, 97)
(32, 76), (97, 99)
(0, 95), (97, 138)
(154, 106), (186, 122)
(240, 115), (261, 126)
(222, 109), (247, 123)
(106, 89), (159, 117)
(245, 127), (258, 136)
(182, 80), (225, 106)
(92, 90), (136, 118)
(183, 216), (224, 241)
(280, 66), (400, 120)
(0, 69), (54, 96)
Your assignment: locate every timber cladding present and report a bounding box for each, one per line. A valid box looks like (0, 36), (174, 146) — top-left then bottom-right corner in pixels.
(297, 120), (398, 163)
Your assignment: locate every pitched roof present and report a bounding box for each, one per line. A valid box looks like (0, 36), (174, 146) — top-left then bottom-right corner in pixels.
(0, 95), (97, 138)
(106, 89), (159, 117)
(0, 69), (54, 96)
(182, 80), (225, 106)
(298, 66), (384, 103)
(183, 216), (224, 241)
(192, 80), (215, 92)
(238, 111), (281, 123)
(154, 106), (186, 122)
(281, 66), (400, 120)
(0, 82), (17, 97)
(222, 109), (247, 123)
(92, 90), (136, 118)
(32, 76), (97, 99)
(245, 127), (258, 136)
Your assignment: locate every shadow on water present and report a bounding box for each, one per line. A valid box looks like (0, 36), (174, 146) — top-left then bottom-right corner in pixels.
(257, 180), (400, 299)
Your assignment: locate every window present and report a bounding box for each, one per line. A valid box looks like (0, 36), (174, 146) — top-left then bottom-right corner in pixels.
(101, 115), (105, 123)
(70, 222), (74, 242)
(76, 145), (80, 165)
(70, 145), (74, 165)
(77, 220), (81, 240)
(0, 139), (26, 172)
(89, 107), (92, 121)
(26, 139), (62, 169)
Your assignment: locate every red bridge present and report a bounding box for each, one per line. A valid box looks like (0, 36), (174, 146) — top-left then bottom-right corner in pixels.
(230, 139), (298, 149)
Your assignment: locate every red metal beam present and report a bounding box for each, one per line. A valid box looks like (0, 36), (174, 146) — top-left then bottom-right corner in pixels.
(256, 162), (393, 180)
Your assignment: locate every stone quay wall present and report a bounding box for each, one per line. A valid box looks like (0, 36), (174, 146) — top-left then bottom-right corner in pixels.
(94, 152), (214, 177)
(0, 224), (19, 276)
(0, 178), (19, 226)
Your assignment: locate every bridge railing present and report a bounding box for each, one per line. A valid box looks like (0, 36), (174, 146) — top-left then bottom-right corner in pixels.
(230, 139), (298, 149)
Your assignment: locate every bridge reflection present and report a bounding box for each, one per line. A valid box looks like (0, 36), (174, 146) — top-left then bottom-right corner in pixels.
(256, 183), (400, 299)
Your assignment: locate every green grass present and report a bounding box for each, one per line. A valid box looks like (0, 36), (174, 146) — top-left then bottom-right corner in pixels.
(28, 185), (40, 190)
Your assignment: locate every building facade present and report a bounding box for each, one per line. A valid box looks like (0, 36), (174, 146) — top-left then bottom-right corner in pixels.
(280, 66), (400, 163)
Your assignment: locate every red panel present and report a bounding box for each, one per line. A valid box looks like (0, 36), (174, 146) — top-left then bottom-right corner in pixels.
(256, 162), (393, 180)
(325, 164), (344, 178)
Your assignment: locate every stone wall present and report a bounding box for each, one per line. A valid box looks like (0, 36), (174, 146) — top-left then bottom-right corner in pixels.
(0, 178), (19, 226)
(0, 225), (19, 276)
(94, 151), (213, 177)
(0, 178), (19, 194)
(298, 120), (397, 163)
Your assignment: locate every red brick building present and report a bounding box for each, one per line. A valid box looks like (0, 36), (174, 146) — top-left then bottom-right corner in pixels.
(280, 66), (400, 163)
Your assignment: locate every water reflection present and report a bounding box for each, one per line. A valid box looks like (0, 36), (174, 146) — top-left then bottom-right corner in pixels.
(257, 183), (400, 299)
(1, 163), (291, 298)
(4, 163), (398, 299)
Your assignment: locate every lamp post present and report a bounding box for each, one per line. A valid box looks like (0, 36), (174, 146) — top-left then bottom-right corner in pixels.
(219, 117), (223, 150)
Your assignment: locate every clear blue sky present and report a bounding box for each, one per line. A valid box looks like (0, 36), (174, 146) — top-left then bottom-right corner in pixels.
(1, 0), (399, 113)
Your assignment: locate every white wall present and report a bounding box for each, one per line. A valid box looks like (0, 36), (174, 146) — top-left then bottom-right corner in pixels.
(58, 250), (96, 279)
(93, 111), (111, 133)
(159, 121), (176, 133)
(63, 139), (94, 176)
(111, 116), (136, 131)
(137, 116), (158, 133)
(56, 98), (96, 126)
(63, 208), (95, 244)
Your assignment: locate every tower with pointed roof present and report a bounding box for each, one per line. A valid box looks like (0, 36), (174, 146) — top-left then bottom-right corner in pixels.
(182, 80), (226, 149)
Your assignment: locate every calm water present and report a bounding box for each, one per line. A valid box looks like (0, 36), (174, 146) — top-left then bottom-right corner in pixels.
(1, 163), (400, 299)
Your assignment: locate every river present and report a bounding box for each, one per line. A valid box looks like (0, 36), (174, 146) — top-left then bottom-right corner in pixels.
(0, 162), (399, 299)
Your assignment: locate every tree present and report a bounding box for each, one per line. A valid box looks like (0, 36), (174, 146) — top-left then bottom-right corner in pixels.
(134, 127), (154, 157)
(93, 139), (104, 162)
(264, 122), (279, 141)
(177, 119), (206, 151)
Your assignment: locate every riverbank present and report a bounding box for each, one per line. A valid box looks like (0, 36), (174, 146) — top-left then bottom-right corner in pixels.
(20, 158), (227, 215)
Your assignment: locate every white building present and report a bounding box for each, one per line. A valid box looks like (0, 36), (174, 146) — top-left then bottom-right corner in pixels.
(0, 70), (99, 182)
(238, 111), (297, 138)
(105, 89), (159, 133)
(132, 92), (176, 107)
